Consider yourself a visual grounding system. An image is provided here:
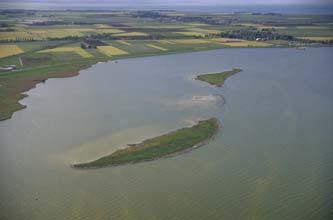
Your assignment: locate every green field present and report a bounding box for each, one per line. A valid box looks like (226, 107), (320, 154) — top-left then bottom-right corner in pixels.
(196, 68), (243, 87)
(73, 118), (219, 168)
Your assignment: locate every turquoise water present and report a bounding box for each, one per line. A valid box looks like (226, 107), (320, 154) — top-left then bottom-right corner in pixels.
(0, 48), (332, 219)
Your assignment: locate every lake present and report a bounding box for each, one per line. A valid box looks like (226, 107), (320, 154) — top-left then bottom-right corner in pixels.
(0, 48), (332, 220)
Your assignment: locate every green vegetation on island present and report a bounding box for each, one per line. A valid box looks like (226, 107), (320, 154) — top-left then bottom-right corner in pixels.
(72, 118), (219, 169)
(196, 68), (242, 87)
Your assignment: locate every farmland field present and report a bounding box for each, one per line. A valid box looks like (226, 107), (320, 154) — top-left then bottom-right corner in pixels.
(97, 45), (129, 56)
(299, 36), (333, 41)
(221, 41), (272, 47)
(38, 47), (92, 58)
(158, 40), (176, 44)
(113, 32), (148, 37)
(0, 44), (24, 58)
(186, 28), (221, 34)
(117, 40), (131, 45)
(0, 28), (126, 41)
(175, 31), (205, 37)
(0, 31), (33, 41)
(146, 44), (168, 51)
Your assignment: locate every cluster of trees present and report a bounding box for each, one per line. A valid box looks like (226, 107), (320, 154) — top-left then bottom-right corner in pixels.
(80, 38), (108, 49)
(0, 23), (12, 27)
(218, 29), (294, 41)
(48, 36), (81, 41)
(30, 20), (96, 26)
(0, 23), (15, 32)
(132, 11), (163, 19)
(30, 21), (69, 26)
(0, 28), (15, 32)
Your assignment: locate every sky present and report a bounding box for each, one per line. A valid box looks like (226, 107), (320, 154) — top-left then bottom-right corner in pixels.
(2, 0), (332, 5)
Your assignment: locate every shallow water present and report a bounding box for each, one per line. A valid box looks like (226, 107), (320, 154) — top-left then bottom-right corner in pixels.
(0, 48), (332, 220)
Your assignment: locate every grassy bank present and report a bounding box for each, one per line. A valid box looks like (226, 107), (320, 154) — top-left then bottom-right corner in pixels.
(196, 68), (243, 87)
(0, 59), (103, 121)
(72, 118), (219, 169)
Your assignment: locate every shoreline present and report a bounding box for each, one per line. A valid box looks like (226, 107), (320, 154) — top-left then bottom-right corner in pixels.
(71, 118), (220, 169)
(0, 46), (323, 122)
(0, 62), (96, 121)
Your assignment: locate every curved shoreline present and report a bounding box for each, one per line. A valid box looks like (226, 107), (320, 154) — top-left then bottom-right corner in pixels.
(72, 118), (220, 169)
(1, 47), (268, 122)
(0, 63), (94, 121)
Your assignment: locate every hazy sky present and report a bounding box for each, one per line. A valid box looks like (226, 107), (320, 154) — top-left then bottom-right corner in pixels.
(3, 0), (332, 5)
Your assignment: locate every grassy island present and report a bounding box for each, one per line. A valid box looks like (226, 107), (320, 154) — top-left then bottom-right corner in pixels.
(72, 118), (219, 169)
(196, 68), (242, 87)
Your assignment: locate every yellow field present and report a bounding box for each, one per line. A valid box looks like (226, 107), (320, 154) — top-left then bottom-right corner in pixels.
(30, 29), (93, 40)
(221, 41), (272, 47)
(0, 44), (24, 58)
(237, 23), (286, 30)
(146, 44), (168, 51)
(95, 24), (114, 29)
(0, 31), (33, 41)
(175, 32), (205, 37)
(299, 36), (333, 41)
(38, 47), (92, 58)
(158, 40), (175, 44)
(95, 29), (124, 34)
(0, 28), (126, 41)
(210, 38), (243, 43)
(185, 23), (210, 27)
(113, 32), (148, 37)
(171, 39), (210, 44)
(117, 40), (131, 45)
(186, 28), (221, 34)
(97, 45), (128, 57)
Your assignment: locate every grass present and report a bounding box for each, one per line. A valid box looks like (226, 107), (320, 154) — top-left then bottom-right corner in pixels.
(0, 31), (33, 41)
(146, 44), (168, 51)
(171, 39), (211, 44)
(196, 68), (243, 87)
(97, 45), (129, 56)
(95, 29), (124, 34)
(221, 41), (272, 47)
(186, 28), (221, 34)
(95, 24), (114, 29)
(0, 60), (99, 121)
(158, 40), (175, 44)
(117, 40), (131, 45)
(298, 36), (333, 41)
(0, 45), (24, 58)
(113, 32), (148, 37)
(29, 29), (87, 40)
(72, 118), (219, 169)
(174, 31), (205, 37)
(210, 38), (243, 43)
(0, 28), (123, 41)
(38, 47), (93, 58)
